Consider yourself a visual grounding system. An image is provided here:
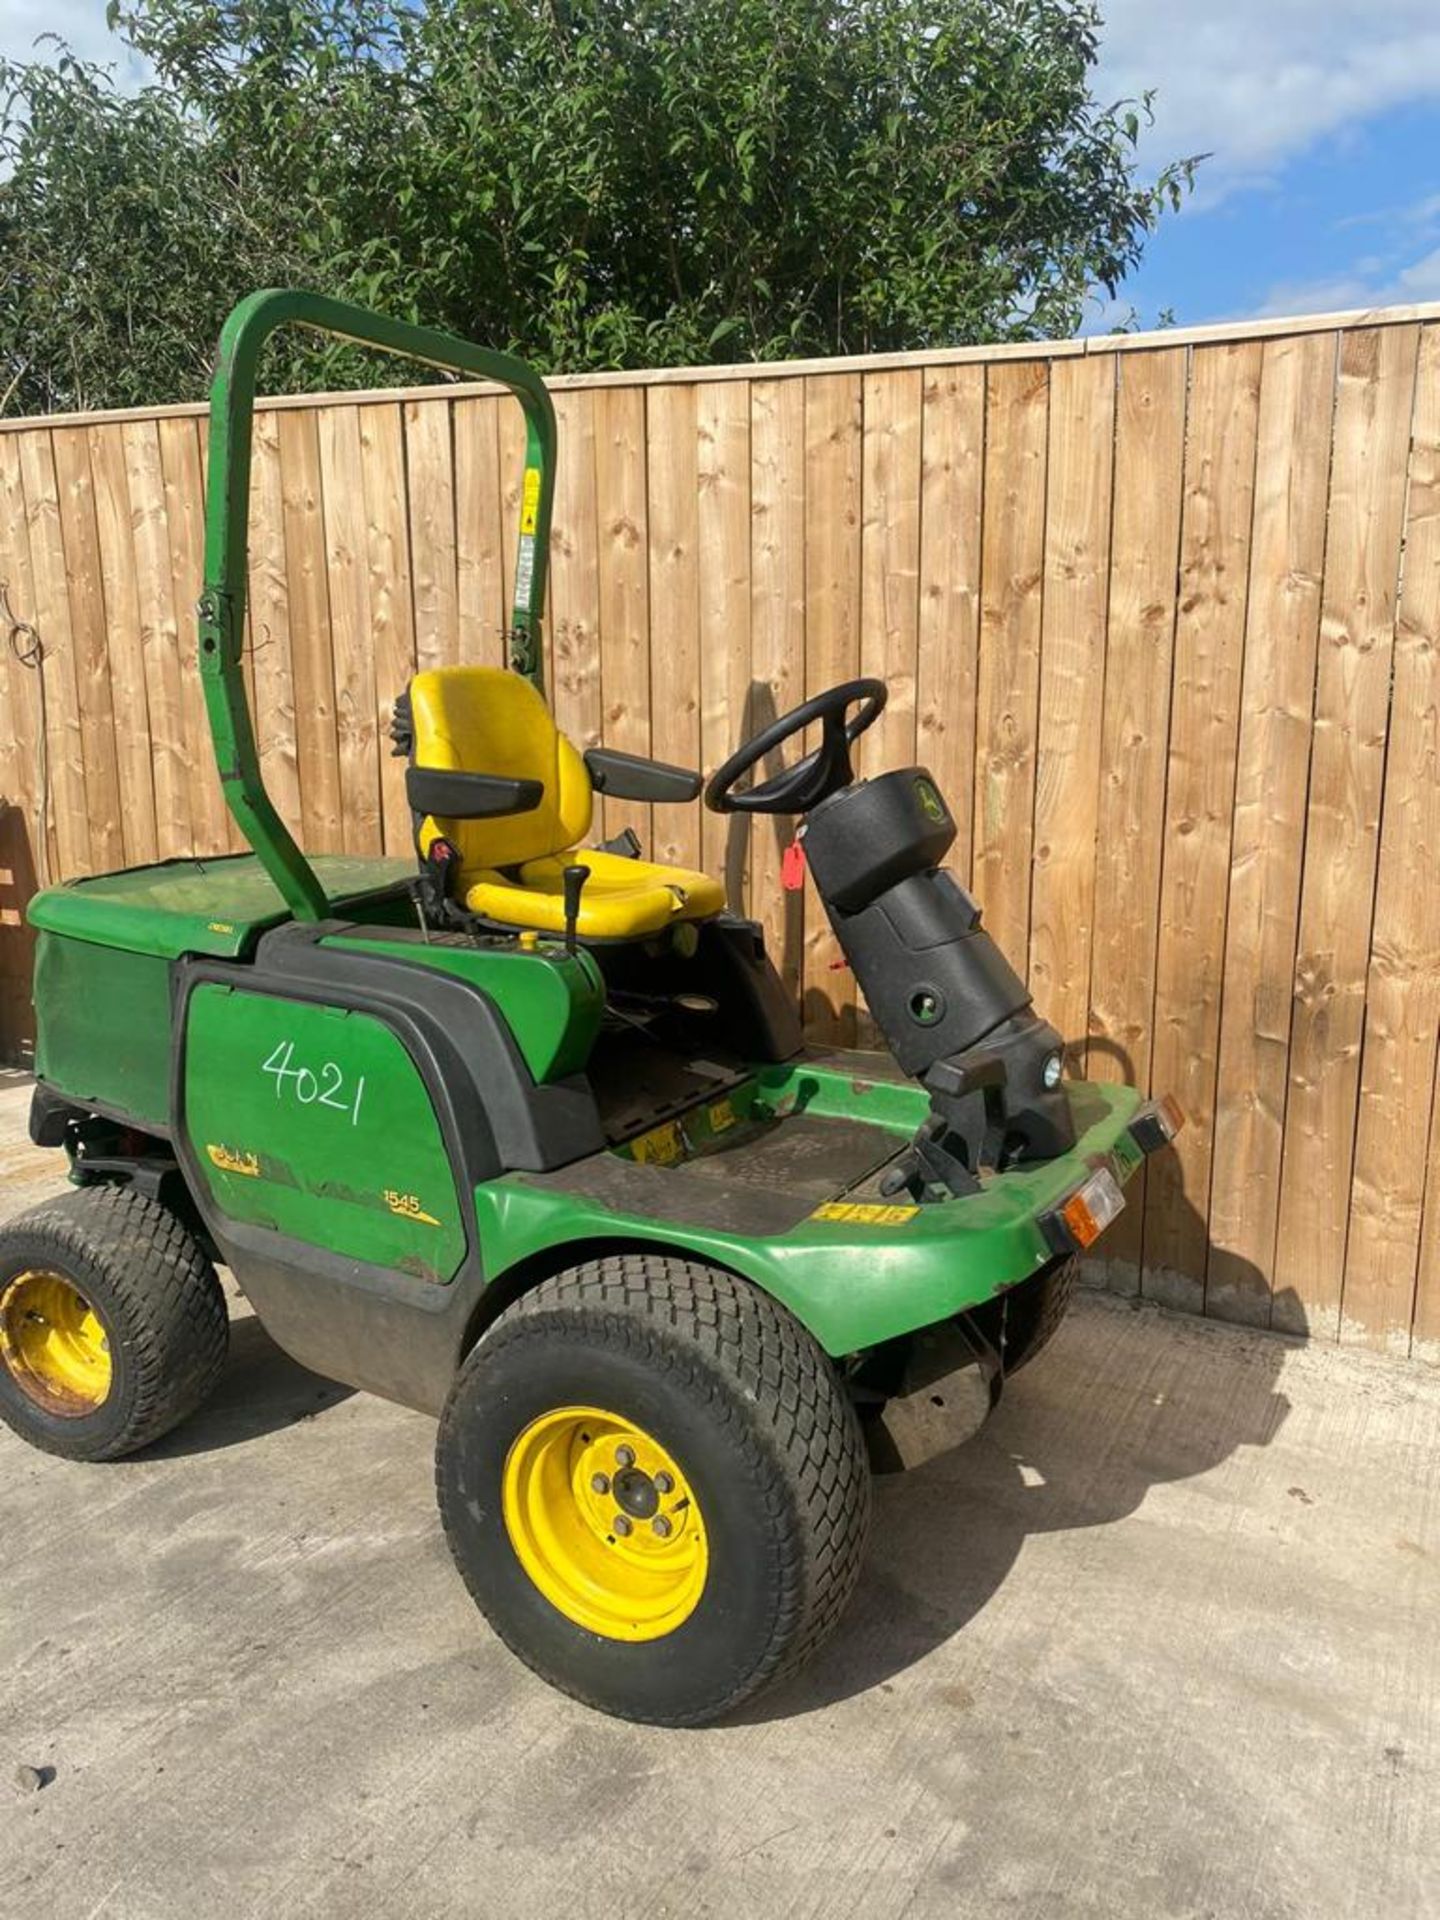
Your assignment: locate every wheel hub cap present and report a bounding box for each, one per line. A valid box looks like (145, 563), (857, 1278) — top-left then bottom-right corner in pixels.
(501, 1405), (707, 1641)
(0, 1270), (113, 1417)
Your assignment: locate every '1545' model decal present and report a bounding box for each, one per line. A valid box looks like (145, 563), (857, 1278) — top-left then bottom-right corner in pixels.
(384, 1189), (441, 1227)
(207, 1142), (260, 1177)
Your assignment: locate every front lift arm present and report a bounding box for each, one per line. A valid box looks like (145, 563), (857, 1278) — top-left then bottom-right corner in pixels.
(198, 288), (557, 922)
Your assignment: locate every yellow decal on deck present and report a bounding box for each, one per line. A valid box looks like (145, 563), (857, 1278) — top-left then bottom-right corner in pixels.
(708, 1098), (737, 1134)
(810, 1201), (920, 1226)
(207, 1143), (260, 1178)
(519, 467), (542, 535)
(629, 1121), (685, 1167)
(207, 921), (235, 936)
(384, 1189), (442, 1227)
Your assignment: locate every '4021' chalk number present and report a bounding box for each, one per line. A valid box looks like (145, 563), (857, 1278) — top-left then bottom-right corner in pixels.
(260, 1038), (366, 1126)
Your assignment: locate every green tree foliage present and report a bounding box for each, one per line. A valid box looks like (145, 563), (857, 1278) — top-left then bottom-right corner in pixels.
(0, 0), (1195, 413)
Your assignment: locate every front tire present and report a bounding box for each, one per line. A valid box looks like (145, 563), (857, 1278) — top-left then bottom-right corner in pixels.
(436, 1255), (871, 1726)
(992, 1253), (1078, 1376)
(0, 1186), (228, 1461)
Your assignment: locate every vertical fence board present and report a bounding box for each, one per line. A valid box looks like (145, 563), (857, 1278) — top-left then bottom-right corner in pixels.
(594, 387), (651, 848)
(245, 411), (302, 841)
(406, 398), (459, 673)
(857, 369), (923, 1044)
(548, 390), (602, 760)
(0, 439), (47, 874)
(14, 431), (89, 878)
(317, 407), (382, 855)
(0, 437), (46, 1057)
(645, 385), (701, 871)
(1349, 325), (1440, 1355)
(51, 428), (125, 872)
(455, 395), (506, 669)
(859, 371), (923, 780)
(274, 410), (341, 853)
(749, 380), (807, 999)
(1145, 342), (1263, 1308)
(973, 362), (1048, 962)
(1031, 355), (1115, 1069)
(1087, 348), (1188, 1281)
(123, 419), (193, 858)
(197, 417), (247, 856)
(157, 417), (229, 856)
(496, 398), (526, 646)
(1209, 330), (1338, 1327)
(802, 374), (863, 1041)
(1274, 326), (1419, 1337)
(360, 404), (420, 856)
(915, 366), (984, 885)
(87, 425), (158, 867)
(696, 383), (751, 900)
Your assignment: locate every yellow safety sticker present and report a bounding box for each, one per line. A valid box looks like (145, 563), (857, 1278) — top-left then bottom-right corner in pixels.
(810, 1200), (920, 1226)
(384, 1189), (441, 1227)
(519, 467), (542, 535)
(207, 921), (235, 935)
(207, 1143), (260, 1177)
(629, 1120), (686, 1167)
(708, 1098), (737, 1134)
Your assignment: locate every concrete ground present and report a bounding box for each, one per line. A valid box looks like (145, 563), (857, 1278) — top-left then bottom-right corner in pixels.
(0, 1073), (1436, 1920)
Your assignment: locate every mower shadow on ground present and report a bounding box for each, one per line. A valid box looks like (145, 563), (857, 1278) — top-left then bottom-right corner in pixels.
(744, 1193), (1303, 1723)
(147, 1309), (355, 1458)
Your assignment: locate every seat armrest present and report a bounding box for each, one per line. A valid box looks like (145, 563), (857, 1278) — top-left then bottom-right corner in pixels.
(583, 747), (702, 803)
(405, 765), (544, 819)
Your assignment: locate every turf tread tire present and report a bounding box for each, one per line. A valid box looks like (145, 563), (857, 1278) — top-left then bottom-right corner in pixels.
(1001, 1253), (1077, 1376)
(436, 1254), (871, 1726)
(0, 1185), (228, 1461)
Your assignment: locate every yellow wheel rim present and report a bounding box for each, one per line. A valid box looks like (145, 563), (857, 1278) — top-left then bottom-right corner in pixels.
(0, 1270), (113, 1417)
(502, 1405), (708, 1641)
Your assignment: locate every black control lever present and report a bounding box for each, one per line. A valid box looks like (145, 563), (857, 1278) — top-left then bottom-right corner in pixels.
(562, 863), (590, 955)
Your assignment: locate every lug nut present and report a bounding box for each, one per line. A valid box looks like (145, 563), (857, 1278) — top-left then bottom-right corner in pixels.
(590, 1472), (610, 1495)
(652, 1516), (672, 1539)
(654, 1471), (673, 1495)
(612, 1514), (633, 1537)
(615, 1445), (635, 1469)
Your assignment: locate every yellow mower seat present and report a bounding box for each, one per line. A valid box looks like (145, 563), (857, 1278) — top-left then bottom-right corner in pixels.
(409, 666), (723, 940)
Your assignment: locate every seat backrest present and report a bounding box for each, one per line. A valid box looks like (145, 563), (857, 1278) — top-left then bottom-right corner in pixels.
(409, 666), (592, 871)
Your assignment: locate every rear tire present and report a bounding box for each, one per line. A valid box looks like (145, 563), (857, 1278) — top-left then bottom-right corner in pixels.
(0, 1186), (228, 1462)
(436, 1254), (871, 1726)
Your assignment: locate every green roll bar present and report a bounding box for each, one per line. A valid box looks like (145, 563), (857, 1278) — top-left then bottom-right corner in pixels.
(198, 288), (557, 922)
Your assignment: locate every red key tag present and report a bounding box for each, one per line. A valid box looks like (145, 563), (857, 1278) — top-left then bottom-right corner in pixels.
(781, 840), (807, 892)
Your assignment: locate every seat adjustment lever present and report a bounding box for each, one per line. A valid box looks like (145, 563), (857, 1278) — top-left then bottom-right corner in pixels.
(562, 864), (590, 955)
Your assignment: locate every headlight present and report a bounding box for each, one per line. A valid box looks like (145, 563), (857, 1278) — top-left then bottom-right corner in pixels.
(1040, 1166), (1126, 1254)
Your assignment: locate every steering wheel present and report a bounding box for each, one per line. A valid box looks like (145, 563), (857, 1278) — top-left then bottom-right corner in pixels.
(703, 678), (887, 816)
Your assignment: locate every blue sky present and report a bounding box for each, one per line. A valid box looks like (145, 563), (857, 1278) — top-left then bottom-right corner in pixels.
(4, 0), (1440, 333)
(1092, 0), (1440, 326)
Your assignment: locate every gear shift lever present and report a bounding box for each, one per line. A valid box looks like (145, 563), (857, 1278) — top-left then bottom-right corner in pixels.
(562, 863), (590, 955)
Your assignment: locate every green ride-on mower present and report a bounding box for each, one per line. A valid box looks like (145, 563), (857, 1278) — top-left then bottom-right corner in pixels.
(0, 292), (1182, 1726)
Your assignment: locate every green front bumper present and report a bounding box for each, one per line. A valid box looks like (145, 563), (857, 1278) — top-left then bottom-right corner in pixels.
(473, 1076), (1150, 1356)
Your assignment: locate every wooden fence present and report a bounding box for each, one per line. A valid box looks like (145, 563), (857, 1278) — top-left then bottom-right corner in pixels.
(2, 302), (1439, 1358)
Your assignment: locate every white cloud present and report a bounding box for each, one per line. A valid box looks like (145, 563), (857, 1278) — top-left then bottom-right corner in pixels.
(1, 0), (145, 81)
(1255, 243), (1440, 315)
(1249, 187), (1440, 314)
(1097, 1), (1440, 203)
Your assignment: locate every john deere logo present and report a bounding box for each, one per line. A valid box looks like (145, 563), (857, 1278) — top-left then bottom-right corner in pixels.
(914, 778), (945, 823)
